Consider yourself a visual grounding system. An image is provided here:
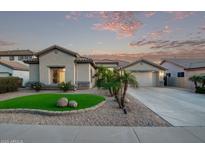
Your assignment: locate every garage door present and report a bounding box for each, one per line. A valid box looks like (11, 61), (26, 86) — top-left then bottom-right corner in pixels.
(133, 72), (157, 87)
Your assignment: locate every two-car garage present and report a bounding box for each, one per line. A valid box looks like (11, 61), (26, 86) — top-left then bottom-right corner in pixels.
(122, 59), (166, 87)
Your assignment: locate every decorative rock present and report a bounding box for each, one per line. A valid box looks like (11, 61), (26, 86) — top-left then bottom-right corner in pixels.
(68, 100), (78, 108)
(57, 97), (68, 107)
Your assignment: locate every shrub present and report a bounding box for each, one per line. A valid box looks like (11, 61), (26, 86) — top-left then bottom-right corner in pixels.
(0, 77), (21, 93)
(58, 82), (74, 92)
(195, 87), (205, 94)
(31, 82), (42, 92)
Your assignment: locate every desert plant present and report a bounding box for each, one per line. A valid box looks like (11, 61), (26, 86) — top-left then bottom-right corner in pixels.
(58, 81), (74, 92)
(31, 82), (42, 92)
(95, 66), (138, 113)
(189, 75), (201, 88)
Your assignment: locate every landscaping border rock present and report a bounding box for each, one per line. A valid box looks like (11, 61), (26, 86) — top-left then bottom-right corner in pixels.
(0, 101), (106, 116)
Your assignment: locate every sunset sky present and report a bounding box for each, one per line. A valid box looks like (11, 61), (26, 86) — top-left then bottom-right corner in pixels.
(0, 11), (205, 55)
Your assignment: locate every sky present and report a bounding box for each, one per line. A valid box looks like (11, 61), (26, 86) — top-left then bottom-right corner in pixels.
(0, 11), (205, 55)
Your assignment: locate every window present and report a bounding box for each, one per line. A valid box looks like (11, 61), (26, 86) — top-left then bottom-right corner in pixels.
(166, 73), (171, 77)
(50, 67), (65, 84)
(177, 72), (184, 77)
(18, 56), (23, 60)
(9, 56), (14, 61)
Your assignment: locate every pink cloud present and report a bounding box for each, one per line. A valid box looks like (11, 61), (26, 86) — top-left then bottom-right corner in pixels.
(143, 11), (156, 18)
(168, 11), (193, 20)
(92, 12), (142, 38)
(146, 25), (172, 39)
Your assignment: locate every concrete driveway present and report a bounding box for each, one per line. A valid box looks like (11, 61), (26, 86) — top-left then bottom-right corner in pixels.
(128, 87), (205, 126)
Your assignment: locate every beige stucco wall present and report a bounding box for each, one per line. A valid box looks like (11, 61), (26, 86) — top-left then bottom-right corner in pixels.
(76, 63), (96, 88)
(39, 49), (76, 85)
(29, 64), (39, 82)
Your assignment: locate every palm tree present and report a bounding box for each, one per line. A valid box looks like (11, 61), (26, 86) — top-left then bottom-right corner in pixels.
(120, 71), (138, 108)
(189, 75), (200, 88)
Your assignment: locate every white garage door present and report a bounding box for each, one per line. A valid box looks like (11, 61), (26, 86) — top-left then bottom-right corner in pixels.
(133, 72), (157, 87)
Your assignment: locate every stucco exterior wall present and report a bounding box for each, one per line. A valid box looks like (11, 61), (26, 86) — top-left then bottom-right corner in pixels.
(39, 49), (76, 85)
(161, 62), (185, 77)
(13, 70), (29, 85)
(29, 64), (39, 82)
(0, 64), (12, 75)
(0, 56), (29, 65)
(76, 63), (90, 81)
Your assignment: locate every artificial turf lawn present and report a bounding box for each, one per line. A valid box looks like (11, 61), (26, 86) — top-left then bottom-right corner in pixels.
(0, 93), (105, 111)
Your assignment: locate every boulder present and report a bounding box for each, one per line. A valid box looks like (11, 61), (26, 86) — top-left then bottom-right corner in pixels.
(57, 97), (68, 107)
(68, 100), (78, 108)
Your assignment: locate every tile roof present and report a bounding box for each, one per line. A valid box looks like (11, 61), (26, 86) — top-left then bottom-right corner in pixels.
(161, 59), (205, 69)
(122, 59), (167, 70)
(0, 60), (29, 71)
(35, 45), (80, 57)
(0, 50), (33, 56)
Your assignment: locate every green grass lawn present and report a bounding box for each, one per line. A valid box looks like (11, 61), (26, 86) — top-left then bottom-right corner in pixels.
(0, 93), (105, 111)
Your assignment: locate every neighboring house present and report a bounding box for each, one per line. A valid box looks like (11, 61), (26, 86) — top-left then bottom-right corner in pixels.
(122, 59), (166, 87)
(24, 45), (96, 89)
(0, 60), (29, 85)
(160, 59), (205, 89)
(0, 49), (33, 64)
(94, 59), (119, 70)
(94, 59), (129, 70)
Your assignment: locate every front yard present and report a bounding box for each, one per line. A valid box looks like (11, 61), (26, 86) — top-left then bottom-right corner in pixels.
(0, 93), (104, 111)
(0, 89), (171, 126)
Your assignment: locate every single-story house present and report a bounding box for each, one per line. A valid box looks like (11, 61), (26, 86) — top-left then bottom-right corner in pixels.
(24, 45), (96, 89)
(160, 59), (205, 89)
(0, 60), (29, 85)
(122, 59), (166, 87)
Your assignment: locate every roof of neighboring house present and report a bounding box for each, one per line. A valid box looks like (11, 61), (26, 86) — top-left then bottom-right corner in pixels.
(160, 59), (205, 70)
(122, 59), (167, 70)
(94, 59), (130, 68)
(0, 50), (33, 56)
(35, 45), (80, 57)
(75, 57), (96, 68)
(0, 60), (29, 71)
(94, 59), (119, 65)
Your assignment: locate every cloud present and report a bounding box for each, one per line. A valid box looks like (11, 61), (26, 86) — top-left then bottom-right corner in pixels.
(129, 39), (205, 50)
(144, 25), (172, 39)
(168, 11), (193, 20)
(65, 12), (81, 20)
(143, 11), (156, 18)
(92, 12), (142, 38)
(0, 40), (16, 46)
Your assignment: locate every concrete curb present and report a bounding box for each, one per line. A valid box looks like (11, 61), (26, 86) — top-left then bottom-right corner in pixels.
(0, 100), (106, 116)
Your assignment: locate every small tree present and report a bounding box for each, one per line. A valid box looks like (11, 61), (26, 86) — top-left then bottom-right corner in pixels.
(189, 75), (201, 88)
(95, 66), (138, 113)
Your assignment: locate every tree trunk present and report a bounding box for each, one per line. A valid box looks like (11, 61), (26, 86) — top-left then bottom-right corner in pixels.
(121, 82), (128, 108)
(194, 81), (198, 88)
(108, 88), (113, 97)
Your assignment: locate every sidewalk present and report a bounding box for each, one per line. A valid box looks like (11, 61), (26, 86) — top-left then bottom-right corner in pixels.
(0, 123), (205, 143)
